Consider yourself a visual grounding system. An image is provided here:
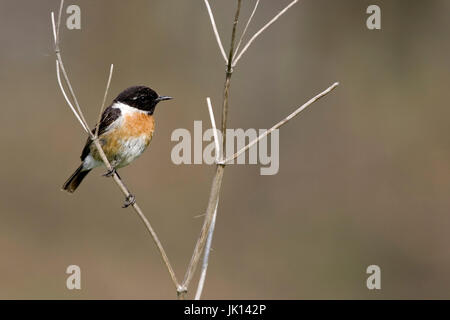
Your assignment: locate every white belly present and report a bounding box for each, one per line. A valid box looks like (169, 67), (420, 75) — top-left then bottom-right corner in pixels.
(115, 135), (149, 168)
(82, 135), (149, 170)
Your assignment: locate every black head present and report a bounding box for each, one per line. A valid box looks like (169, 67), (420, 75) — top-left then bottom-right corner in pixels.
(114, 86), (172, 114)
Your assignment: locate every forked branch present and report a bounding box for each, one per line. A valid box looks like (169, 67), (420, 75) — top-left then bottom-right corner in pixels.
(193, 0), (338, 300)
(233, 0), (299, 67)
(221, 82), (339, 165)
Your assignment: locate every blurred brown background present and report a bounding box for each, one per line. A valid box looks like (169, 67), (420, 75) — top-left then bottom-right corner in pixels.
(0, 0), (449, 299)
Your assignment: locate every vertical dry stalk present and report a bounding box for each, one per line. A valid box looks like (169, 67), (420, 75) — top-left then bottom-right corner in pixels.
(193, 0), (338, 299)
(180, 0), (243, 297)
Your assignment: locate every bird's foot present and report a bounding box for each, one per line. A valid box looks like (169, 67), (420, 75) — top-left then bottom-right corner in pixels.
(103, 168), (116, 177)
(122, 194), (136, 208)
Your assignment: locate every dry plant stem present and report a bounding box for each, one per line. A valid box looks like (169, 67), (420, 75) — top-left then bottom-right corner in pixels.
(233, 0), (260, 57)
(55, 61), (89, 133)
(181, 2), (242, 296)
(195, 200), (218, 300)
(51, 0), (180, 293)
(194, 0), (304, 299)
(222, 0), (242, 149)
(206, 98), (221, 162)
(204, 0), (228, 64)
(55, 0), (64, 45)
(222, 82), (340, 164)
(95, 64), (114, 138)
(182, 165), (224, 292)
(194, 99), (221, 300)
(193, 83), (339, 298)
(55, 52), (91, 132)
(232, 0), (299, 67)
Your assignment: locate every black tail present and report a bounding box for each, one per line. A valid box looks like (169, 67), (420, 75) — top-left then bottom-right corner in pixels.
(62, 165), (91, 193)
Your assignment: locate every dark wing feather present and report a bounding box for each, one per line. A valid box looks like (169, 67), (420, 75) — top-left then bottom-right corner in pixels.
(80, 106), (121, 161)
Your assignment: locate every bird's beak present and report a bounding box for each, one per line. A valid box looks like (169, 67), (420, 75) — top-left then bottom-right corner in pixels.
(156, 96), (173, 102)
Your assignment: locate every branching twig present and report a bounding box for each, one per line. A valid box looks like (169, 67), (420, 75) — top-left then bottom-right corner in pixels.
(192, 0), (338, 300)
(51, 0), (180, 294)
(195, 200), (218, 300)
(55, 61), (89, 133)
(194, 97), (222, 300)
(181, 0), (243, 297)
(233, 0), (260, 58)
(232, 0), (299, 67)
(221, 82), (340, 165)
(204, 0), (228, 64)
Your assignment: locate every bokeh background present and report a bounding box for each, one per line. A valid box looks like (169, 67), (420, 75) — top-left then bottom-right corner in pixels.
(0, 0), (449, 299)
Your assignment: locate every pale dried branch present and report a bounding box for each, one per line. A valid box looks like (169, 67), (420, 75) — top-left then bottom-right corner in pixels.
(182, 165), (225, 292)
(221, 82), (339, 164)
(51, 12), (57, 43)
(203, 0), (228, 64)
(51, 9), (91, 135)
(194, 97), (223, 300)
(206, 97), (221, 162)
(51, 0), (180, 293)
(95, 64), (114, 138)
(181, 1), (243, 296)
(55, 61), (89, 133)
(233, 0), (260, 58)
(55, 0), (64, 41)
(232, 0), (298, 67)
(193, 83), (340, 299)
(195, 199), (219, 300)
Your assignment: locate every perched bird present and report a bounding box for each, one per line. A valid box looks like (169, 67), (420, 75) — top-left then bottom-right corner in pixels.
(62, 86), (172, 206)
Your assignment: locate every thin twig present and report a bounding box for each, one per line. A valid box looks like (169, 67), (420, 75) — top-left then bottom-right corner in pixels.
(233, 0), (260, 58)
(232, 0), (298, 67)
(195, 96), (222, 300)
(51, 12), (57, 44)
(51, 10), (91, 133)
(182, 165), (225, 293)
(203, 0), (228, 64)
(55, 61), (89, 133)
(55, 0), (64, 41)
(51, 0), (180, 294)
(195, 199), (218, 300)
(206, 97), (221, 162)
(222, 0), (242, 149)
(95, 64), (114, 138)
(221, 82), (340, 164)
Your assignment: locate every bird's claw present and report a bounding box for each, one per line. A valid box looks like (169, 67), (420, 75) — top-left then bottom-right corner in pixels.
(122, 194), (136, 208)
(103, 168), (116, 177)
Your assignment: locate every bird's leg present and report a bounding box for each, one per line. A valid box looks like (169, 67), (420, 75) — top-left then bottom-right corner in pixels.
(102, 166), (133, 208)
(102, 167), (133, 208)
(122, 194), (136, 208)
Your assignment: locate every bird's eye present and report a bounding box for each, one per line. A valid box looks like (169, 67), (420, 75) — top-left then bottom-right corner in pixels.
(132, 96), (138, 100)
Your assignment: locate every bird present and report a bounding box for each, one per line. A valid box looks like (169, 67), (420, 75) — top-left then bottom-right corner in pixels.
(62, 85), (172, 207)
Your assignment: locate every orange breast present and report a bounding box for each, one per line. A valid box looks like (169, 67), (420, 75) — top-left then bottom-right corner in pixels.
(91, 113), (155, 163)
(121, 112), (155, 138)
